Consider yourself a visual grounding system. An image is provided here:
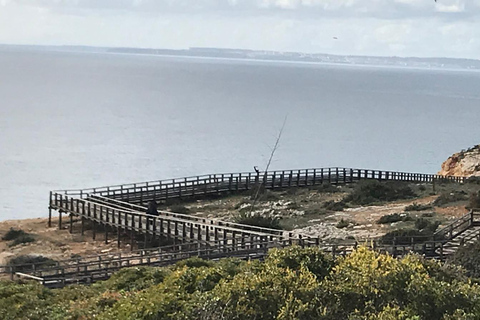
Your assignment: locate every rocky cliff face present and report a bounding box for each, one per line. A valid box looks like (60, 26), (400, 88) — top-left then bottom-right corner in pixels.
(439, 145), (480, 177)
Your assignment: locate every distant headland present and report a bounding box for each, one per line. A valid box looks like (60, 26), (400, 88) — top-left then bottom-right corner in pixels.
(1, 44), (480, 71)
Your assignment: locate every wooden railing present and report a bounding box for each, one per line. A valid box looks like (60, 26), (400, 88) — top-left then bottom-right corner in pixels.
(5, 167), (469, 286)
(8, 235), (468, 287)
(51, 167), (466, 206)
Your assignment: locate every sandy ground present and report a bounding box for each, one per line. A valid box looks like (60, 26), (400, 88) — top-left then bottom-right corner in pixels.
(0, 217), (130, 265)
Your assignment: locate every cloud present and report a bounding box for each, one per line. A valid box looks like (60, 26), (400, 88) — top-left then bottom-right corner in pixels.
(7, 0), (480, 17)
(0, 0), (479, 59)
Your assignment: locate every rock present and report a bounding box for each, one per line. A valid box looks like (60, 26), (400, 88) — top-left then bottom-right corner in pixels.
(439, 145), (480, 177)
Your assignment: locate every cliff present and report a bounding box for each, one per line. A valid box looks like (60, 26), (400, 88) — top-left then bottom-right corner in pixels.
(439, 145), (480, 177)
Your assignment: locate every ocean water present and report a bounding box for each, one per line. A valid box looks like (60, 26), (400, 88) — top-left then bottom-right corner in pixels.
(1, 49), (480, 221)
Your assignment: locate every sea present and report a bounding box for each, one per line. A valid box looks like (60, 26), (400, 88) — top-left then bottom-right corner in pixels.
(1, 48), (480, 221)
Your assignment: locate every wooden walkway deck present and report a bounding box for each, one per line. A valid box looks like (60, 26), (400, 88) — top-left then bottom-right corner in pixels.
(1, 167), (474, 287)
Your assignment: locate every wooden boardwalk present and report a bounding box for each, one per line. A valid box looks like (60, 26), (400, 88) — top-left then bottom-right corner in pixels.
(1, 167), (474, 286)
(50, 167), (465, 207)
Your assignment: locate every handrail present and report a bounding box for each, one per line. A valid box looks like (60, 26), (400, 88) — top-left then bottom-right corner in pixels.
(52, 167), (467, 195)
(52, 194), (287, 237)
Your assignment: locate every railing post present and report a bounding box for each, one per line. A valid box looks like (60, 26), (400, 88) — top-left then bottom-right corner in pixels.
(48, 191), (53, 227)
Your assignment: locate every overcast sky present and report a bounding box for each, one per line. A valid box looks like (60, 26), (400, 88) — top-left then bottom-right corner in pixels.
(1, 0), (479, 59)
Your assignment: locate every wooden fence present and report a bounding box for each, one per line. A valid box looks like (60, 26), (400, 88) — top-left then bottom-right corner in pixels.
(50, 167), (466, 207)
(2, 167), (472, 286)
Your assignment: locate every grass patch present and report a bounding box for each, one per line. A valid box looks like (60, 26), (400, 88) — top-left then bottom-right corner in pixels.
(404, 202), (432, 212)
(345, 180), (416, 205)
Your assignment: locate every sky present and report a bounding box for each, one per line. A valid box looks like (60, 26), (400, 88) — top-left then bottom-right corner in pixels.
(0, 0), (479, 59)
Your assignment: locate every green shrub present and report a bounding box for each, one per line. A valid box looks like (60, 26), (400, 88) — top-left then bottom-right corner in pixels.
(345, 180), (416, 205)
(2, 228), (27, 241)
(405, 202), (432, 211)
(101, 267), (169, 292)
(468, 191), (480, 209)
(175, 257), (215, 269)
(323, 200), (348, 211)
(421, 212), (435, 218)
(7, 255), (57, 272)
(9, 234), (35, 247)
(466, 176), (480, 184)
(235, 213), (282, 230)
(377, 213), (413, 224)
(315, 182), (340, 193)
(452, 240), (480, 278)
(433, 191), (468, 206)
(414, 218), (440, 232)
(336, 219), (349, 229)
(265, 246), (334, 279)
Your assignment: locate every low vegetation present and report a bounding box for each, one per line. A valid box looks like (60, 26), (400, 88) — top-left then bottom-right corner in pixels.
(1, 228), (35, 247)
(377, 213), (413, 224)
(344, 180), (416, 205)
(380, 217), (441, 245)
(405, 202), (432, 211)
(234, 212), (282, 230)
(7, 255), (57, 273)
(2, 246), (480, 320)
(433, 191), (468, 206)
(335, 218), (349, 229)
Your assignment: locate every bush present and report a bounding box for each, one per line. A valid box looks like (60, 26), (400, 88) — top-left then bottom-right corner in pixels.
(265, 246), (334, 279)
(468, 191), (480, 209)
(452, 240), (480, 278)
(2, 228), (27, 241)
(377, 213), (412, 224)
(414, 218), (440, 232)
(314, 183), (340, 193)
(7, 255), (57, 272)
(169, 204), (190, 215)
(235, 213), (282, 230)
(345, 180), (416, 205)
(336, 219), (349, 229)
(466, 176), (480, 184)
(405, 202), (432, 211)
(323, 200), (348, 211)
(9, 234), (35, 247)
(101, 267), (169, 292)
(433, 191), (468, 206)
